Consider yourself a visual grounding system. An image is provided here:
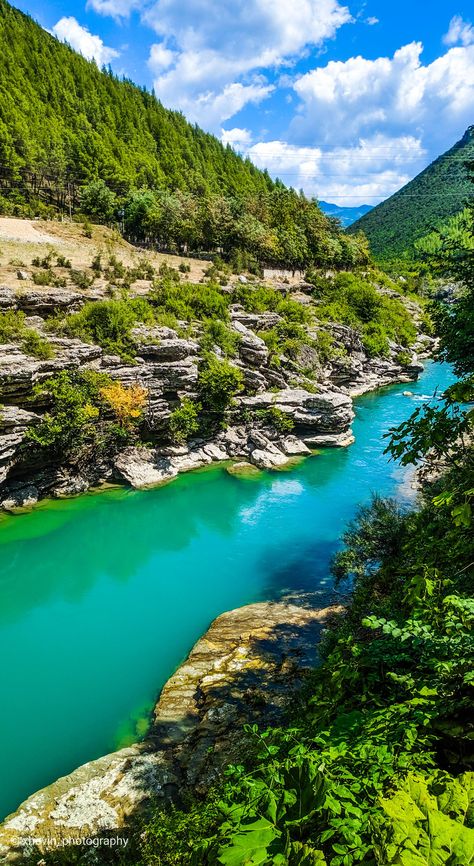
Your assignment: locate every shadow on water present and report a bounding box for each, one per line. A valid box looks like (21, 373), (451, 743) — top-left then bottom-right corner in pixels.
(16, 614), (332, 865)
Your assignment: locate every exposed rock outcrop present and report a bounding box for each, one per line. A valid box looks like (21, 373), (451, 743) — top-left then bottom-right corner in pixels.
(0, 600), (341, 862)
(0, 277), (429, 509)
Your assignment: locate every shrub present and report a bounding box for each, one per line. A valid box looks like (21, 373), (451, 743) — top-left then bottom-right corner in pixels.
(90, 253), (102, 274)
(0, 310), (54, 358)
(100, 381), (148, 428)
(179, 262), (191, 274)
(56, 255), (71, 268)
(32, 269), (55, 286)
(169, 398), (201, 444)
(257, 406), (294, 433)
(59, 298), (155, 359)
(82, 220), (93, 239)
(26, 370), (141, 453)
(315, 329), (336, 364)
(395, 350), (412, 366)
(70, 269), (94, 290)
(200, 320), (240, 357)
(26, 370), (108, 452)
(199, 356), (244, 413)
(21, 330), (54, 359)
(151, 281), (230, 322)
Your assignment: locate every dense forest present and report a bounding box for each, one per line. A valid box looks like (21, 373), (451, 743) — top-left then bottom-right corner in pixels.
(349, 127), (474, 259)
(0, 0), (369, 270)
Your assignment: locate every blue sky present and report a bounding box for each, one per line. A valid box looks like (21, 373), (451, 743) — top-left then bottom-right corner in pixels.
(14, 0), (474, 205)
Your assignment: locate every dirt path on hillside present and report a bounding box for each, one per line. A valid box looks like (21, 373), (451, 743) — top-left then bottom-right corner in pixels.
(0, 217), (61, 244)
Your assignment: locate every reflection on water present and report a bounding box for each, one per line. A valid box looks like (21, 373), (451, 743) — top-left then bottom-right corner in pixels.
(0, 362), (457, 818)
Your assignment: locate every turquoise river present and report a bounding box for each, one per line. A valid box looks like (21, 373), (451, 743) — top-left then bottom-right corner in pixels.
(0, 361), (456, 819)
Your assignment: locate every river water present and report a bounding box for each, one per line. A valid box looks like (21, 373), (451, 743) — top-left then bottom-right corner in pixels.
(0, 361), (456, 818)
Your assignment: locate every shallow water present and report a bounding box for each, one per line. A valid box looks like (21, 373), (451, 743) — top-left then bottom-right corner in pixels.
(0, 361), (456, 818)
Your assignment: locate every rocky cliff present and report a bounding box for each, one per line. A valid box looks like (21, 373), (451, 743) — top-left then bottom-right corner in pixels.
(0, 276), (432, 511)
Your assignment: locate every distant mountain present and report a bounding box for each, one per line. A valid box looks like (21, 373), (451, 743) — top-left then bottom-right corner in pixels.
(319, 201), (373, 227)
(349, 127), (474, 258)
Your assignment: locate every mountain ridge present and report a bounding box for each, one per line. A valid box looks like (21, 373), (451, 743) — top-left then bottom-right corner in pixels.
(349, 127), (474, 258)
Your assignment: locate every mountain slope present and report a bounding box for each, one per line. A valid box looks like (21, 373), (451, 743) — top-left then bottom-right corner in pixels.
(319, 201), (372, 228)
(0, 0), (272, 198)
(349, 127), (474, 258)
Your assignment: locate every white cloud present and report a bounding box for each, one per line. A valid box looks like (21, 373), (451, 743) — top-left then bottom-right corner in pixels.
(366, 16), (379, 25)
(291, 41), (474, 155)
(148, 42), (176, 71)
(245, 134), (425, 206)
(52, 17), (119, 65)
(443, 15), (474, 47)
(221, 127), (253, 150)
(86, 0), (141, 21)
(144, 0), (352, 128)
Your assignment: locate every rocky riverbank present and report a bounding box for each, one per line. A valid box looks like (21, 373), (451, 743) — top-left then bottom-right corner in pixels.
(0, 599), (342, 863)
(0, 276), (432, 511)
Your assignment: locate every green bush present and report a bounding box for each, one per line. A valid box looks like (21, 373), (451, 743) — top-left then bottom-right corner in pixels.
(151, 281), (230, 322)
(200, 320), (240, 357)
(169, 399), (201, 444)
(257, 406), (294, 433)
(21, 330), (54, 359)
(0, 310), (54, 358)
(395, 350), (412, 366)
(315, 273), (417, 356)
(59, 298), (155, 359)
(198, 356), (244, 413)
(26, 370), (110, 452)
(70, 269), (94, 290)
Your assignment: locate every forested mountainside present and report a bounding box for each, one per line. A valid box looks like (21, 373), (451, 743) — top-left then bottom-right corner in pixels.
(349, 127), (474, 258)
(0, 0), (368, 270)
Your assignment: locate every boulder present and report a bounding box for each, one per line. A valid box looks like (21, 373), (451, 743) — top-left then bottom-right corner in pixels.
(114, 448), (177, 489)
(232, 321), (269, 366)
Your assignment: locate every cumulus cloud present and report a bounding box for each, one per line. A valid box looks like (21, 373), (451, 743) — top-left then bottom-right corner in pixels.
(443, 15), (474, 47)
(221, 128), (254, 149)
(291, 41), (474, 155)
(52, 17), (119, 65)
(144, 0), (352, 128)
(148, 42), (176, 71)
(366, 16), (379, 25)
(86, 0), (141, 21)
(244, 134), (425, 206)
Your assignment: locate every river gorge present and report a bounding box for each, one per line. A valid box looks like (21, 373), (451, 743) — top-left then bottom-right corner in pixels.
(0, 359), (455, 825)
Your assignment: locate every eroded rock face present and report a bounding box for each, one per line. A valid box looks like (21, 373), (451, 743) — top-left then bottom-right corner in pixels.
(0, 600), (341, 862)
(0, 278), (427, 508)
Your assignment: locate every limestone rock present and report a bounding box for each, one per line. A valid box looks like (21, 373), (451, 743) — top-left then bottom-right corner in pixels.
(232, 320), (269, 366)
(114, 448), (177, 488)
(0, 600), (341, 861)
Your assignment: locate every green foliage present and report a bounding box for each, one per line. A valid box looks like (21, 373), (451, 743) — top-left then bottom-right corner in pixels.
(349, 127), (474, 258)
(25, 370), (110, 452)
(198, 356), (244, 414)
(151, 280), (230, 322)
(0, 309), (54, 358)
(256, 406), (295, 434)
(80, 179), (117, 222)
(0, 0), (368, 270)
(25, 370), (144, 455)
(58, 297), (154, 359)
(314, 273), (416, 356)
(169, 399), (201, 444)
(200, 320), (241, 357)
